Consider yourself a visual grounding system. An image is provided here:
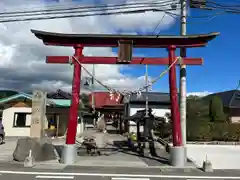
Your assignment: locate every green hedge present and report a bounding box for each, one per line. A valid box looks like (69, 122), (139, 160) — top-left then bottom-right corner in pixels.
(187, 121), (240, 141)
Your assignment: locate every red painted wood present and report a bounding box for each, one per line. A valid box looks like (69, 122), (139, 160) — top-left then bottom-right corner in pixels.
(31, 29), (219, 48)
(168, 45), (182, 147)
(44, 42), (207, 48)
(46, 56), (203, 65)
(65, 45), (83, 145)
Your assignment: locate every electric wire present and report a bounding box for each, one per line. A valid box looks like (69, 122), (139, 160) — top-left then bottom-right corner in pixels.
(206, 5), (240, 13)
(0, 8), (180, 23)
(0, 3), (178, 19)
(0, 0), (178, 15)
(0, 0), (239, 24)
(197, 0), (240, 14)
(0, 1), (181, 23)
(207, 0), (240, 8)
(152, 13), (167, 35)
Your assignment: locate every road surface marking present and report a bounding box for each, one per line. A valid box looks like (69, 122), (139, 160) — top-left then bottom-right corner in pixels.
(112, 178), (150, 180)
(0, 170), (240, 179)
(36, 175), (74, 179)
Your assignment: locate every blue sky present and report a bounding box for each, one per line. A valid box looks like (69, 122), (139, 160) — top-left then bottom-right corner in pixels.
(43, 0), (240, 94)
(121, 8), (240, 94)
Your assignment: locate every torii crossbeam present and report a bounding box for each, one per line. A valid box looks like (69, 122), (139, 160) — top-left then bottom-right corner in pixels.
(31, 29), (219, 166)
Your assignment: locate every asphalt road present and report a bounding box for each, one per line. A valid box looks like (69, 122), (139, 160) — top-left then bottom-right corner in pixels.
(0, 165), (240, 180)
(1, 173), (240, 180)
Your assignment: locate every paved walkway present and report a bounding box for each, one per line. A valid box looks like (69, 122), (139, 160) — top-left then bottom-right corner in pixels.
(0, 128), (194, 169)
(55, 129), (171, 168)
(0, 140), (16, 161)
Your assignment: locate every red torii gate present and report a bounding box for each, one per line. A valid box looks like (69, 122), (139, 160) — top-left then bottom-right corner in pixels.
(31, 29), (219, 166)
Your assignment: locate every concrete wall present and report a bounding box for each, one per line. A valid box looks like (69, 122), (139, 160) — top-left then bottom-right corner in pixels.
(187, 144), (240, 169)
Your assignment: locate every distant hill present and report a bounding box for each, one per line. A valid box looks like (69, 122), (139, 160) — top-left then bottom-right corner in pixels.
(0, 90), (19, 99)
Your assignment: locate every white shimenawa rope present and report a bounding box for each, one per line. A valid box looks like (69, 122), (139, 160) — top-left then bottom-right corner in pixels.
(71, 56), (180, 98)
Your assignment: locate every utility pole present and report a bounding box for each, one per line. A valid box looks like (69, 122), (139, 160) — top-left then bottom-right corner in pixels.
(180, 0), (187, 162)
(92, 64), (96, 126)
(145, 65), (149, 117)
(143, 64), (149, 151)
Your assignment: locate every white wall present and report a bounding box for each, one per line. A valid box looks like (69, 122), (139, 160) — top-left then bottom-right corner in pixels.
(129, 107), (170, 133)
(2, 107), (49, 137)
(130, 108), (170, 117)
(187, 144), (240, 169)
(230, 116), (240, 123)
(2, 107), (31, 137)
(77, 120), (84, 135)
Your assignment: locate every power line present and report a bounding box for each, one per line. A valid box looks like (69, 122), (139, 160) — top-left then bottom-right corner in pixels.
(207, 0), (240, 8)
(0, 0), (181, 24)
(152, 13), (167, 35)
(186, 11), (227, 24)
(1, 2), (77, 13)
(206, 5), (240, 12)
(0, 8), (180, 23)
(190, 0), (240, 14)
(0, 2), (178, 19)
(188, 11), (226, 18)
(203, 6), (240, 14)
(1, 1), (82, 11)
(0, 0), (178, 15)
(2, 0), (238, 24)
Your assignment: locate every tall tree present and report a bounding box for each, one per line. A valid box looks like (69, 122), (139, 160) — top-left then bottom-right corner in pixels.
(209, 96), (226, 122)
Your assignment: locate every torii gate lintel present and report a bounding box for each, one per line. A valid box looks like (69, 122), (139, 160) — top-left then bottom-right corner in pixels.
(46, 56), (203, 65)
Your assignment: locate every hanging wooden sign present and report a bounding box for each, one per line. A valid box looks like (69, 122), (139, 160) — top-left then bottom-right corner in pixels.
(117, 40), (133, 63)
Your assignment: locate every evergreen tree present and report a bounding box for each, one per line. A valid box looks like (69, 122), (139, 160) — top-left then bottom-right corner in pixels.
(209, 96), (226, 122)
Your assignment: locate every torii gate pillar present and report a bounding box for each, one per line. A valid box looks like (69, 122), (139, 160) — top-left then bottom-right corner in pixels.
(168, 45), (185, 166)
(60, 45), (83, 164)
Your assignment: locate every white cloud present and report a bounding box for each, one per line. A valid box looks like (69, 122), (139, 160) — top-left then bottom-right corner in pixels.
(0, 0), (179, 93)
(187, 91), (213, 97)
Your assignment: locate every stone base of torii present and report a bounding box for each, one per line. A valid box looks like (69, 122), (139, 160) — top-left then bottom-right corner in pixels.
(31, 29), (219, 167)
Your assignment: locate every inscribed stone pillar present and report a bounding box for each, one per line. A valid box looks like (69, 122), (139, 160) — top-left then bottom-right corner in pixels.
(30, 90), (47, 139)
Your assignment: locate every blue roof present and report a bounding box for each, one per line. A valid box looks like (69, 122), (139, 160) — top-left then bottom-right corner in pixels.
(0, 92), (78, 107)
(0, 93), (32, 104)
(48, 99), (71, 107)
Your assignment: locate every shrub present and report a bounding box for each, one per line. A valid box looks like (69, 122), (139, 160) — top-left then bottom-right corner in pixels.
(187, 122), (240, 141)
(187, 120), (212, 141)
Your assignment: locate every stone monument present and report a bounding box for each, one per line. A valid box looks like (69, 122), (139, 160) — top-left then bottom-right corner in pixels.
(30, 90), (47, 138)
(13, 90), (57, 163)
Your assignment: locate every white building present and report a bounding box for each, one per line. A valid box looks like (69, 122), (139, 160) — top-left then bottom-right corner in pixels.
(0, 92), (84, 137)
(123, 92), (171, 133)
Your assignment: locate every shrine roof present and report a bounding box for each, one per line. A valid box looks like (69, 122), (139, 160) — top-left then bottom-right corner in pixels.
(88, 92), (123, 108)
(31, 29), (219, 48)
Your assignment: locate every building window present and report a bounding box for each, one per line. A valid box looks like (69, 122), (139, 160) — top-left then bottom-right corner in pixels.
(13, 112), (31, 128)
